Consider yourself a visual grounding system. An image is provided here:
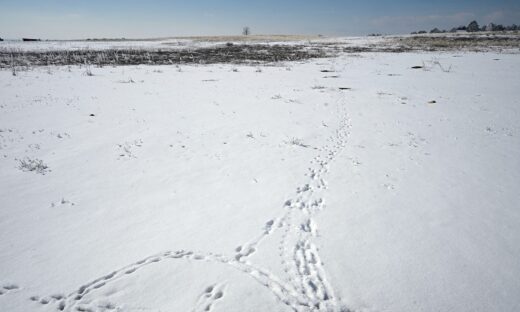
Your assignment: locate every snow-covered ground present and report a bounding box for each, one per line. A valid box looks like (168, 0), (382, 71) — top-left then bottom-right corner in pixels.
(0, 36), (318, 52)
(1, 47), (519, 312)
(0, 39), (186, 52)
(0, 36), (383, 53)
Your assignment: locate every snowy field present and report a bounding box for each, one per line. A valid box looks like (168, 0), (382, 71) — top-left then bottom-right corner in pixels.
(0, 36), (373, 52)
(1, 39), (520, 312)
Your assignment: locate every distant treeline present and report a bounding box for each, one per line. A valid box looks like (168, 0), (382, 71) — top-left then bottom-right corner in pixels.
(412, 20), (519, 34)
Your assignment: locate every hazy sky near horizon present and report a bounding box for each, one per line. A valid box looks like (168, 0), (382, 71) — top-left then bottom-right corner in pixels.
(1, 0), (519, 39)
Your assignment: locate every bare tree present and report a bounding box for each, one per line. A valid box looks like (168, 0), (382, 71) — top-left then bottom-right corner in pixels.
(242, 26), (251, 36)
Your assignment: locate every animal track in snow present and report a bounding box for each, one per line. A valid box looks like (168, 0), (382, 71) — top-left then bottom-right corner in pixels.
(297, 184), (312, 193)
(193, 283), (226, 312)
(0, 283), (19, 296)
(29, 293), (69, 312)
(300, 219), (318, 236)
(235, 245), (256, 261)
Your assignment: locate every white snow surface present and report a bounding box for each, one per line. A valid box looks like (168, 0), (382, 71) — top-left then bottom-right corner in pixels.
(0, 36), (384, 53)
(0, 37), (316, 52)
(0, 39), (200, 52)
(1, 51), (520, 312)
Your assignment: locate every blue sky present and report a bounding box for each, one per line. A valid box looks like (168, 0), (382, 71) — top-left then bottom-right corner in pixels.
(1, 0), (519, 39)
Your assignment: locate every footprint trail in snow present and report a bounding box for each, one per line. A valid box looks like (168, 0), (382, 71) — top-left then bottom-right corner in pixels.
(27, 88), (352, 312)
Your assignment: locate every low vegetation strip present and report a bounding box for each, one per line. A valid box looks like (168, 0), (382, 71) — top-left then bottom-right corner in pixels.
(2, 34), (519, 68)
(395, 34), (520, 51)
(0, 44), (327, 67)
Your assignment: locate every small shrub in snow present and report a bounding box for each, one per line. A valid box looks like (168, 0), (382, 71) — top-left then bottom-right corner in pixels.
(84, 61), (94, 76)
(85, 66), (93, 76)
(421, 59), (452, 73)
(286, 138), (309, 148)
(118, 78), (135, 83)
(10, 55), (17, 76)
(433, 60), (452, 72)
(18, 158), (49, 174)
